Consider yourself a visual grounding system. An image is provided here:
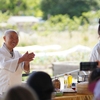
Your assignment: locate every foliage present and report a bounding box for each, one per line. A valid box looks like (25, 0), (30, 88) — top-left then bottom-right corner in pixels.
(0, 0), (27, 15)
(25, 0), (42, 16)
(32, 14), (81, 32)
(0, 10), (100, 36)
(0, 0), (100, 18)
(44, 14), (70, 31)
(40, 0), (100, 19)
(0, 0), (42, 16)
(0, 11), (9, 22)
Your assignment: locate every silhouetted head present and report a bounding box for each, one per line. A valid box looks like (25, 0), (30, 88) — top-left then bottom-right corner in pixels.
(89, 68), (100, 84)
(27, 71), (54, 100)
(88, 68), (100, 93)
(98, 19), (100, 37)
(4, 85), (38, 100)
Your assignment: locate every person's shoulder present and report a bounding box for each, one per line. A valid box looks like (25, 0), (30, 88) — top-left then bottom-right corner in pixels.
(92, 42), (100, 50)
(0, 43), (6, 52)
(0, 46), (4, 53)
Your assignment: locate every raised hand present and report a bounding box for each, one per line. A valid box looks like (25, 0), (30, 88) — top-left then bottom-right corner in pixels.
(18, 51), (35, 64)
(22, 51), (35, 62)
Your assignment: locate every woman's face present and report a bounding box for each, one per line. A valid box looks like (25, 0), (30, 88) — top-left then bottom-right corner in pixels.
(3, 32), (19, 51)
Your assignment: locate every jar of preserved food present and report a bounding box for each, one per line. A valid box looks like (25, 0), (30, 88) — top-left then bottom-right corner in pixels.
(52, 77), (60, 91)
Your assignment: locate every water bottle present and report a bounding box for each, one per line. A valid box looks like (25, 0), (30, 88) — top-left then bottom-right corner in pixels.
(64, 74), (68, 89)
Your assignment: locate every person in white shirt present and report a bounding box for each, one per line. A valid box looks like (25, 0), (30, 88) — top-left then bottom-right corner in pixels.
(90, 19), (100, 61)
(0, 29), (35, 95)
(89, 19), (100, 100)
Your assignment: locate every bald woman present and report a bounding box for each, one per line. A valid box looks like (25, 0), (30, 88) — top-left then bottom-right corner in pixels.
(0, 29), (35, 95)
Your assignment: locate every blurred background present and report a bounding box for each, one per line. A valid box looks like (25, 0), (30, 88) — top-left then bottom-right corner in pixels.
(0, 0), (100, 80)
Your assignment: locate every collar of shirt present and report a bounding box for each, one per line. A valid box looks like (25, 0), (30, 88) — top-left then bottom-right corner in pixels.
(3, 43), (14, 57)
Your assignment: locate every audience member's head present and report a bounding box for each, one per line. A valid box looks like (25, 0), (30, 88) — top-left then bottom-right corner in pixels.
(88, 68), (100, 93)
(27, 71), (54, 100)
(98, 18), (100, 37)
(88, 68), (100, 84)
(3, 85), (38, 100)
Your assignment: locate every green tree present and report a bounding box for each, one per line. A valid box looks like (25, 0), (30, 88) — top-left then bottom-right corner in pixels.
(0, 0), (27, 15)
(7, 0), (27, 15)
(25, 0), (42, 16)
(40, 0), (100, 19)
(0, 0), (42, 16)
(0, 0), (8, 13)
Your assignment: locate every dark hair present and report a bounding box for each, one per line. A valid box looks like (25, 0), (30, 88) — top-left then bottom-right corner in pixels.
(88, 68), (100, 84)
(98, 19), (100, 36)
(27, 71), (54, 100)
(4, 86), (38, 100)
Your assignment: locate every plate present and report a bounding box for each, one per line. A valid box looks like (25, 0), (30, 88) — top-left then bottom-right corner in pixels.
(61, 88), (76, 93)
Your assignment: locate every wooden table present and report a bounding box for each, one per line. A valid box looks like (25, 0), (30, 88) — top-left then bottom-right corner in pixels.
(53, 93), (93, 100)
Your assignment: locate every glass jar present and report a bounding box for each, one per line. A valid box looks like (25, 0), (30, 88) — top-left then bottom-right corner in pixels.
(52, 77), (60, 91)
